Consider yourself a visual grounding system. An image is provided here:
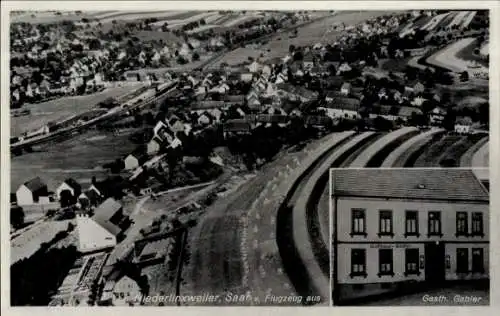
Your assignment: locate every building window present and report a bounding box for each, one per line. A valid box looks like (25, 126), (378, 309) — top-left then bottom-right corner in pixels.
(378, 249), (394, 277)
(404, 248), (420, 276)
(471, 213), (484, 237)
(350, 249), (367, 278)
(457, 248), (469, 274)
(378, 210), (394, 237)
(456, 212), (468, 237)
(472, 248), (484, 273)
(351, 209), (367, 237)
(428, 211), (442, 237)
(405, 211), (419, 237)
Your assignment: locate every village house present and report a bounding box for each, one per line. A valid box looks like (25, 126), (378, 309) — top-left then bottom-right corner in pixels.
(147, 137), (165, 155)
(247, 60), (262, 74)
(56, 178), (82, 202)
(223, 119), (254, 138)
(303, 53), (315, 69)
(124, 149), (149, 170)
(429, 106), (447, 125)
(320, 98), (361, 120)
(16, 177), (50, 206)
(241, 72), (254, 83)
(331, 169), (489, 303)
(455, 116), (474, 134)
(197, 111), (215, 126)
(398, 106), (423, 122)
(337, 62), (352, 75)
(340, 82), (352, 96)
(305, 115), (333, 130)
(78, 189), (102, 209)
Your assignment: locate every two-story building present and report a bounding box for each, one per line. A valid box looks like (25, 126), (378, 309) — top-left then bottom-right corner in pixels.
(331, 168), (489, 303)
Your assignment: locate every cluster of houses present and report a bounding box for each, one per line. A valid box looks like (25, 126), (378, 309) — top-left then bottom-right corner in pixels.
(10, 17), (227, 108)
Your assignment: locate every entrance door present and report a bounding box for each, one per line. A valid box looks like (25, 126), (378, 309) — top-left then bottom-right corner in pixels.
(425, 242), (445, 284)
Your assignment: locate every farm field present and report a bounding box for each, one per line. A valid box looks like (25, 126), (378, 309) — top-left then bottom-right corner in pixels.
(381, 57), (412, 72)
(11, 85), (141, 136)
(426, 37), (488, 73)
(455, 38), (489, 67)
(261, 11), (386, 58)
(10, 130), (139, 192)
(214, 11), (384, 66)
(413, 134), (464, 167)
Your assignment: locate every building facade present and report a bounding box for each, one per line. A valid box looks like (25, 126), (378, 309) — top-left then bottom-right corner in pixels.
(331, 169), (489, 302)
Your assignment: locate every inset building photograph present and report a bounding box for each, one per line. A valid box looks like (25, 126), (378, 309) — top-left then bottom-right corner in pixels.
(330, 168), (489, 306)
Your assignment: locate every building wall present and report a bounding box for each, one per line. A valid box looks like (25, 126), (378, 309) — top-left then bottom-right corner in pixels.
(147, 140), (160, 155)
(334, 197), (489, 285)
(113, 276), (141, 306)
(321, 107), (360, 120)
(446, 243), (489, 280)
(335, 198), (489, 243)
(16, 185), (33, 206)
(337, 243), (426, 284)
(56, 182), (75, 199)
(124, 155), (139, 170)
(76, 215), (117, 252)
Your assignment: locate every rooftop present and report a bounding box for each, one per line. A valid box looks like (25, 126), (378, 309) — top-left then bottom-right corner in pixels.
(332, 169), (489, 202)
(92, 198), (123, 236)
(22, 176), (47, 192)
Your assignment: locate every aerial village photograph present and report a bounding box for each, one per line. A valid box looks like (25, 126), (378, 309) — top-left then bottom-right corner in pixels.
(6, 5), (490, 307)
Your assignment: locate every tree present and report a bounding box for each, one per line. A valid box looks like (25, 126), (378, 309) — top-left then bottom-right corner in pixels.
(60, 190), (75, 208)
(460, 71), (469, 82)
(373, 116), (393, 131)
(11, 206), (25, 229)
(192, 52), (200, 61)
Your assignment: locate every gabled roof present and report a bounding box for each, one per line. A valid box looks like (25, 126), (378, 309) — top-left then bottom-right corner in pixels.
(22, 177), (47, 192)
(341, 82), (352, 90)
(128, 146), (149, 164)
(305, 115), (332, 126)
(332, 169), (489, 202)
(224, 119), (253, 132)
(83, 188), (101, 201)
(323, 97), (360, 111)
(224, 94), (245, 103)
(256, 114), (289, 124)
(93, 198), (123, 236)
(398, 106), (422, 117)
(63, 178), (81, 192)
(456, 116), (473, 125)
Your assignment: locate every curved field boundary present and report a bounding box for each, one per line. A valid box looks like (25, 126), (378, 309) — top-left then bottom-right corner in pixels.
(349, 127), (419, 168)
(413, 135), (463, 167)
(290, 132), (375, 301)
(437, 134), (487, 167)
(460, 136), (489, 167)
(382, 128), (445, 167)
(276, 131), (356, 305)
(472, 140), (489, 168)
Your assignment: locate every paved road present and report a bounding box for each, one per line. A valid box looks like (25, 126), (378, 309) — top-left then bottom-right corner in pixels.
(184, 133), (352, 305)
